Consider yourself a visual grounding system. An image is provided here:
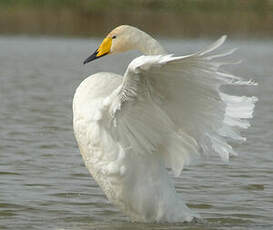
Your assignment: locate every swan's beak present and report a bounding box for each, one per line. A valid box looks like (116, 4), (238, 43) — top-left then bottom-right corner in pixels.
(83, 37), (112, 64)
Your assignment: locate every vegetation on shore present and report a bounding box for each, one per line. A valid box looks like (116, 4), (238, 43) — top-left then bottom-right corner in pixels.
(0, 0), (272, 38)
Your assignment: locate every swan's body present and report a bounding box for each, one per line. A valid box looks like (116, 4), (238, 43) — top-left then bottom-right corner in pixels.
(73, 25), (257, 222)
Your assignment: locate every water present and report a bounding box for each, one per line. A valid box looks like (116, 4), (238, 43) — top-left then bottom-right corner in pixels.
(0, 36), (272, 230)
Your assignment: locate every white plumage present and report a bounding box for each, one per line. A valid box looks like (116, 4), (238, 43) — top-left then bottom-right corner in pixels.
(73, 25), (257, 222)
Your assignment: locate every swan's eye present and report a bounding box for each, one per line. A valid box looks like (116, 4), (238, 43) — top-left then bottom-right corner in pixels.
(112, 35), (117, 39)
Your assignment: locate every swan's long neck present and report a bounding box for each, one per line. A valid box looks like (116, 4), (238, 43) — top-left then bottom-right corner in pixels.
(134, 30), (166, 55)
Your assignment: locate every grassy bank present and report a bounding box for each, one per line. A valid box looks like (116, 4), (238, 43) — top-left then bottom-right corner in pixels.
(0, 0), (272, 38)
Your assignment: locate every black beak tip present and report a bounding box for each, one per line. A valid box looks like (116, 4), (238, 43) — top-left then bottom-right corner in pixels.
(83, 51), (98, 65)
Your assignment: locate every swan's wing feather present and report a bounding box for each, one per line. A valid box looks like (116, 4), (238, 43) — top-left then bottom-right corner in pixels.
(105, 36), (257, 176)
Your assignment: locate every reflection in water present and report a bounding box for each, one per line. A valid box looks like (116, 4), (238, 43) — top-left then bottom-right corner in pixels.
(0, 36), (272, 230)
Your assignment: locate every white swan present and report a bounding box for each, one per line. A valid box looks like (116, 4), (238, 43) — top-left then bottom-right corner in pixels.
(73, 25), (257, 223)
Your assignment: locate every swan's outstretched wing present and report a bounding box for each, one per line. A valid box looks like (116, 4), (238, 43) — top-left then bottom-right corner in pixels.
(104, 36), (257, 176)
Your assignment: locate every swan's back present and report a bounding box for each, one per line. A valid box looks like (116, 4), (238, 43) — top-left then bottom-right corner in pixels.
(74, 72), (122, 105)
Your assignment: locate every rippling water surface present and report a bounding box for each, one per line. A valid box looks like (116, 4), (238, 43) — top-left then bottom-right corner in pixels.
(0, 36), (272, 230)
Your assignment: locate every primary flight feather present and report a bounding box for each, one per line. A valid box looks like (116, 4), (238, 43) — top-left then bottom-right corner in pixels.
(73, 25), (257, 222)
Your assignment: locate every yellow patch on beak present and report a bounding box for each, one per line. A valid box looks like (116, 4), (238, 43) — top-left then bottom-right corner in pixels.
(83, 36), (112, 64)
(97, 37), (112, 57)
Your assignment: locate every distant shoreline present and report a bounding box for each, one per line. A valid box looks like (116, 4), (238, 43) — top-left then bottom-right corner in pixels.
(0, 0), (272, 38)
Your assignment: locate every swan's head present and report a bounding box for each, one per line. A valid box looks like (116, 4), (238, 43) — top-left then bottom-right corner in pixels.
(84, 25), (165, 64)
(83, 25), (149, 64)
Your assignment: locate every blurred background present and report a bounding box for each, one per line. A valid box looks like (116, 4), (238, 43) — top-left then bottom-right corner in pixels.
(1, 1), (273, 230)
(0, 0), (273, 38)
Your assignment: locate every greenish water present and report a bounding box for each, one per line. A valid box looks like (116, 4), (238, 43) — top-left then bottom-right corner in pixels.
(0, 36), (272, 229)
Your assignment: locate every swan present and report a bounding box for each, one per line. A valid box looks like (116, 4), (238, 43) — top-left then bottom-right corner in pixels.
(73, 25), (257, 223)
